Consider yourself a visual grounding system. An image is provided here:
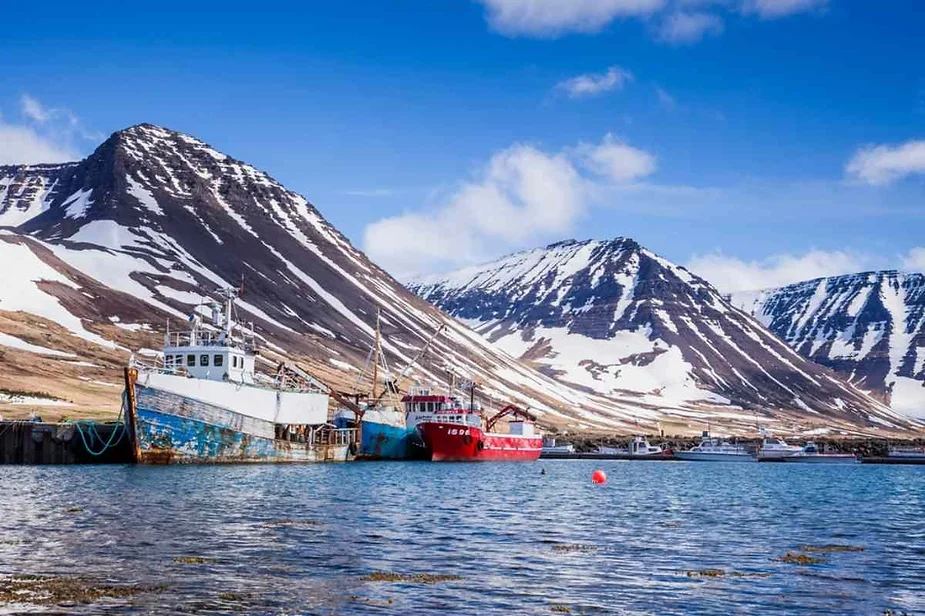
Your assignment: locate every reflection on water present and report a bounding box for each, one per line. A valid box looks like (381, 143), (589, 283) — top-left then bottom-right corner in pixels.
(1, 461), (923, 614)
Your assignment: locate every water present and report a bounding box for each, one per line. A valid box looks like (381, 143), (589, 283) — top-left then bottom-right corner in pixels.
(1, 461), (923, 615)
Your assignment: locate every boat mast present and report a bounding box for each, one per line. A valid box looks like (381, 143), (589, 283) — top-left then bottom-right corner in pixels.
(371, 308), (381, 402)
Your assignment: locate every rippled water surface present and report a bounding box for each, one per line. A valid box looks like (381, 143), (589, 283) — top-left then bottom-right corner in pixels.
(1, 461), (923, 615)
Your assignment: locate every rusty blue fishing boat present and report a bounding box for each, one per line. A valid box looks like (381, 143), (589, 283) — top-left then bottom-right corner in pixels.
(122, 289), (355, 464)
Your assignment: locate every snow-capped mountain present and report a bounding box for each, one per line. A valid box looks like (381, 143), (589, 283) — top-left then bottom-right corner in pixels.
(0, 124), (705, 433)
(0, 125), (917, 434)
(410, 239), (920, 431)
(736, 271), (925, 419)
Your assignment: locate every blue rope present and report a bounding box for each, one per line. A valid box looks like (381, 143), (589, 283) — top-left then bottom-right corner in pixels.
(72, 392), (127, 456)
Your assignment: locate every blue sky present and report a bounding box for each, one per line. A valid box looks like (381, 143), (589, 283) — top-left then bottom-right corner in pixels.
(1, 0), (923, 290)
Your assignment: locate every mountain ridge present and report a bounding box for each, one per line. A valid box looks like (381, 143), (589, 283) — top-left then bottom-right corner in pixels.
(410, 238), (920, 431)
(1, 124), (919, 435)
(735, 270), (925, 419)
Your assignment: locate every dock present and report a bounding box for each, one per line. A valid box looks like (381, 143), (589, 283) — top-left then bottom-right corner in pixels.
(0, 421), (132, 464)
(860, 456), (925, 465)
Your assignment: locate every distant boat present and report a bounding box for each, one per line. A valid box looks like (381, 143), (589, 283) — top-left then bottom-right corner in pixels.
(757, 433), (803, 461)
(625, 435), (671, 457)
(124, 289), (355, 464)
(596, 436), (671, 457)
(782, 441), (858, 464)
(675, 432), (755, 462)
(541, 437), (575, 455)
(418, 396), (542, 462)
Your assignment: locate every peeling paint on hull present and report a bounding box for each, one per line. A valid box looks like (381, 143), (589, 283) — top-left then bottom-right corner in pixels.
(129, 382), (350, 464)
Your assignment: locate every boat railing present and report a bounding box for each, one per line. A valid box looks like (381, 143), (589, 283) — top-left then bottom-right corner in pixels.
(275, 424), (356, 447)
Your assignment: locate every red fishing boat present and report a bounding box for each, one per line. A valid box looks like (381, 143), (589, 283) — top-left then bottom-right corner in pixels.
(417, 403), (542, 462)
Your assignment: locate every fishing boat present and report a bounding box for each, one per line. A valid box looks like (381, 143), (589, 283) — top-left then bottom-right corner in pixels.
(782, 441), (858, 464)
(418, 396), (542, 462)
(757, 432), (803, 462)
(337, 310), (444, 460)
(123, 289), (356, 463)
(675, 432), (755, 462)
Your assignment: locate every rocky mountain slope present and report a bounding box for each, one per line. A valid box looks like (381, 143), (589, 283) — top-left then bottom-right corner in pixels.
(1, 124), (918, 435)
(0, 124), (710, 433)
(410, 239), (920, 432)
(736, 272), (925, 419)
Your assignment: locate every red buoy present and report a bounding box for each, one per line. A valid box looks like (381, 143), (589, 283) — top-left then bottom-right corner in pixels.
(592, 469), (607, 484)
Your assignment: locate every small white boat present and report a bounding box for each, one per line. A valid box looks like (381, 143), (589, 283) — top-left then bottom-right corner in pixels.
(627, 435), (670, 457)
(757, 434), (803, 461)
(783, 441), (857, 464)
(592, 436), (670, 457)
(541, 437), (576, 455)
(676, 432), (755, 462)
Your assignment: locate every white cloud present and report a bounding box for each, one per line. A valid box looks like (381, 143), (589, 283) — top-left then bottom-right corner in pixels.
(477, 0), (827, 40)
(902, 247), (925, 273)
(686, 250), (872, 293)
(574, 134), (656, 183)
(21, 94), (52, 123)
(477, 0), (666, 37)
(845, 140), (925, 186)
(0, 94), (97, 165)
(364, 136), (656, 277)
(0, 123), (80, 164)
(657, 11), (724, 44)
(742, 0), (828, 19)
(555, 66), (633, 99)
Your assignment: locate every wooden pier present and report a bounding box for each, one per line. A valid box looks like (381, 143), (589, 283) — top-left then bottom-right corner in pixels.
(0, 421), (132, 464)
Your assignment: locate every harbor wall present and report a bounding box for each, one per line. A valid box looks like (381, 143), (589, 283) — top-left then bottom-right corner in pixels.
(0, 421), (132, 464)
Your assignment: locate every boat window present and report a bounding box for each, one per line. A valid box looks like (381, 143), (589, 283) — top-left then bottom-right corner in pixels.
(200, 354), (209, 367)
(174, 355), (183, 365)
(165, 355), (174, 367)
(187, 354), (196, 366)
(214, 355), (224, 367)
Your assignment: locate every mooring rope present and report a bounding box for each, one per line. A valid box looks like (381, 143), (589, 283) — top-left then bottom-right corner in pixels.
(72, 391), (128, 457)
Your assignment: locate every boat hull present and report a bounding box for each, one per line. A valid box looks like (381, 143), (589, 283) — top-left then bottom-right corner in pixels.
(418, 422), (541, 462)
(757, 452), (802, 462)
(782, 454), (858, 464)
(357, 420), (409, 460)
(675, 452), (755, 462)
(127, 378), (351, 464)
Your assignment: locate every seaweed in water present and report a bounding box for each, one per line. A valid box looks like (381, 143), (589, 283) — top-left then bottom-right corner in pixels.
(682, 569), (770, 578)
(0, 575), (165, 606)
(775, 553), (826, 565)
(551, 544), (598, 553)
(550, 605), (572, 613)
(173, 556), (219, 565)
(359, 572), (463, 584)
(63, 507), (84, 513)
(348, 594), (395, 606)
